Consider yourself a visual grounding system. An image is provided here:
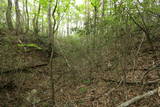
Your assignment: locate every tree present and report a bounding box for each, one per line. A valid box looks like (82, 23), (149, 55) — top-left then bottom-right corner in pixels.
(33, 2), (41, 36)
(6, 0), (13, 30)
(127, 1), (154, 50)
(48, 0), (59, 105)
(25, 0), (30, 33)
(90, 0), (100, 49)
(15, 0), (21, 34)
(101, 0), (105, 17)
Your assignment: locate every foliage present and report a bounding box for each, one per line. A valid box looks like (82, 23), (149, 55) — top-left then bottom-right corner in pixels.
(79, 87), (87, 93)
(0, 0), (160, 106)
(82, 79), (92, 85)
(17, 43), (42, 50)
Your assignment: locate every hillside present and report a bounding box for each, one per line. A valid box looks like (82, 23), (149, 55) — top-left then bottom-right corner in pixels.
(0, 0), (160, 107)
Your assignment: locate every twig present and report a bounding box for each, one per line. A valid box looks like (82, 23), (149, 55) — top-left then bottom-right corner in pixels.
(141, 64), (160, 82)
(133, 35), (145, 76)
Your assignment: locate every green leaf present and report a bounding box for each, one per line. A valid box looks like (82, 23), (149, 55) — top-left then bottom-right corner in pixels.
(79, 87), (87, 93)
(82, 79), (92, 84)
(17, 43), (42, 50)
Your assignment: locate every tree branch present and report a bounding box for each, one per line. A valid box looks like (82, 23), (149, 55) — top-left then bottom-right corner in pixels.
(117, 88), (158, 107)
(0, 63), (48, 75)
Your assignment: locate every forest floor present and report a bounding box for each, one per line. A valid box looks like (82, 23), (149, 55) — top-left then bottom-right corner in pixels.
(0, 31), (160, 107)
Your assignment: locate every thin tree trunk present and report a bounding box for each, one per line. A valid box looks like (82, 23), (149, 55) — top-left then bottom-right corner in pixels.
(126, 10), (154, 51)
(33, 3), (41, 36)
(67, 12), (70, 36)
(48, 1), (52, 38)
(49, 0), (59, 105)
(48, 0), (55, 105)
(93, 6), (97, 49)
(25, 0), (29, 33)
(101, 0), (105, 17)
(41, 18), (44, 33)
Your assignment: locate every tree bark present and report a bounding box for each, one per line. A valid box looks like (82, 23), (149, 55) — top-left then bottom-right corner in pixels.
(6, 0), (13, 30)
(15, 0), (21, 34)
(48, 0), (58, 105)
(67, 13), (70, 36)
(48, 1), (52, 39)
(25, 0), (29, 33)
(33, 3), (41, 36)
(101, 0), (105, 17)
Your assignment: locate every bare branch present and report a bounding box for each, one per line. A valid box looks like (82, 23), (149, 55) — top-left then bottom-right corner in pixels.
(117, 88), (158, 107)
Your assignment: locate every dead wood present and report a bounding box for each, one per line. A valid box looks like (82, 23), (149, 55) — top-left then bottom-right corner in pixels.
(141, 64), (160, 81)
(0, 63), (48, 75)
(117, 88), (158, 107)
(102, 78), (160, 86)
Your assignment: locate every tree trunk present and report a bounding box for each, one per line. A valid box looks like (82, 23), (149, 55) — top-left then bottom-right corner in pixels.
(101, 0), (105, 17)
(67, 11), (70, 36)
(6, 0), (13, 30)
(93, 6), (97, 49)
(48, 1), (52, 38)
(15, 0), (21, 34)
(33, 3), (41, 36)
(48, 0), (55, 105)
(25, 0), (29, 33)
(42, 15), (44, 33)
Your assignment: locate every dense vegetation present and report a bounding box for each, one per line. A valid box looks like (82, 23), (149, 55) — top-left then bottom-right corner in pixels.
(0, 0), (160, 106)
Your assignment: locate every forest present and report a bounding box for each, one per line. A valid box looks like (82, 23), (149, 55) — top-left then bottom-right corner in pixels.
(0, 0), (160, 106)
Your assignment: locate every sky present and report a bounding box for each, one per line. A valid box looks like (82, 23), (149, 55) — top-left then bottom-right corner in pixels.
(76, 0), (83, 5)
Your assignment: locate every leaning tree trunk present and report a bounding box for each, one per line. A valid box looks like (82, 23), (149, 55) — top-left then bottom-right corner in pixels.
(6, 0), (13, 30)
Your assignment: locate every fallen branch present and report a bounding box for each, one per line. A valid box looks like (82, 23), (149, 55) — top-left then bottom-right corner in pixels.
(0, 63), (48, 75)
(141, 64), (160, 81)
(117, 88), (158, 107)
(102, 78), (160, 86)
(34, 97), (51, 106)
(102, 79), (140, 85)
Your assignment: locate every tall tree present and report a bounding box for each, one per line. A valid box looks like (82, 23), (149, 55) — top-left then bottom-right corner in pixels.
(6, 0), (13, 30)
(15, 0), (21, 34)
(25, 0), (29, 33)
(101, 0), (105, 17)
(48, 0), (59, 105)
(67, 10), (70, 36)
(33, 2), (41, 36)
(48, 0), (52, 39)
(90, 0), (100, 49)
